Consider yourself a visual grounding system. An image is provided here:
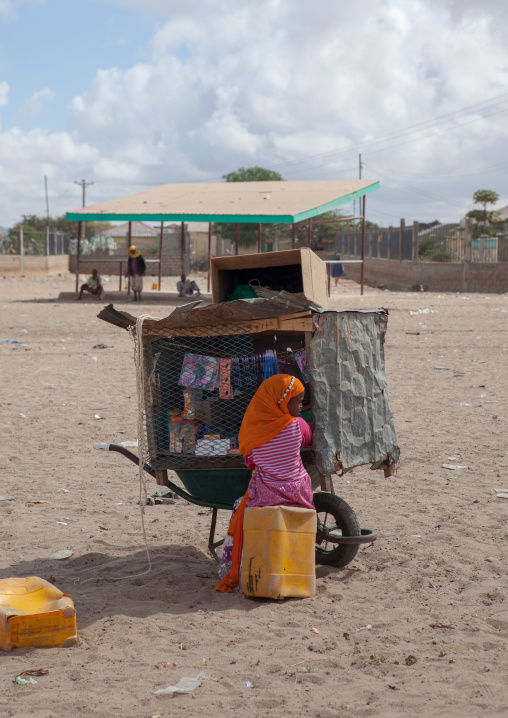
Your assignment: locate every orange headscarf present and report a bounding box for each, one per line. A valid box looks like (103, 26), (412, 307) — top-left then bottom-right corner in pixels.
(238, 374), (305, 458)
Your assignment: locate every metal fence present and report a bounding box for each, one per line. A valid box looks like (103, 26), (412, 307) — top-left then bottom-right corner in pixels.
(336, 224), (508, 263)
(1, 228), (69, 256)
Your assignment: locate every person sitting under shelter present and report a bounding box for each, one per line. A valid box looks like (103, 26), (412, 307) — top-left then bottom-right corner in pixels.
(177, 273), (201, 297)
(76, 269), (103, 300)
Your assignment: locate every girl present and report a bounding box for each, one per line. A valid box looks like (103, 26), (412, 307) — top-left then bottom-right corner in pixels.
(215, 374), (314, 592)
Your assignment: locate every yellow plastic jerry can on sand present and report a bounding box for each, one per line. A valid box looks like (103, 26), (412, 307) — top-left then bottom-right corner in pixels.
(241, 506), (317, 599)
(0, 576), (77, 651)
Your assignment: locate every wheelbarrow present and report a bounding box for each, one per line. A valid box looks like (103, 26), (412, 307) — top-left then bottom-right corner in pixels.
(94, 442), (376, 569)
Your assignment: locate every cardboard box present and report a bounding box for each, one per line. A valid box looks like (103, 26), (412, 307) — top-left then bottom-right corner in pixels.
(211, 247), (328, 308)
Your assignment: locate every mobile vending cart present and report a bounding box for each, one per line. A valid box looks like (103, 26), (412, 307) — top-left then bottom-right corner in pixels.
(96, 253), (399, 569)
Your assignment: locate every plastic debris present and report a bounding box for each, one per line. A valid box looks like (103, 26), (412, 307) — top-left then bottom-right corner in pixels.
(246, 681), (254, 688)
(14, 675), (37, 685)
(155, 672), (207, 695)
(145, 489), (180, 506)
(460, 403), (472, 407)
(49, 549), (74, 560)
(57, 488), (69, 493)
(311, 627), (320, 634)
(94, 414), (104, 420)
(434, 366), (450, 371)
(410, 308), (434, 315)
(14, 413), (26, 419)
(154, 661), (177, 669)
(56, 521), (68, 526)
(442, 463), (470, 470)
(179, 643), (188, 650)
(358, 624), (372, 631)
(495, 493), (508, 499)
(0, 496), (14, 501)
(118, 440), (138, 448)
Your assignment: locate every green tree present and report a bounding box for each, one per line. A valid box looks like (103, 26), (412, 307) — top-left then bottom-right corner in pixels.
(222, 166), (283, 182)
(467, 189), (499, 234)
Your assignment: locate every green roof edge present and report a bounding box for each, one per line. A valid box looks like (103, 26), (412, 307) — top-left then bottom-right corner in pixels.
(65, 181), (380, 224)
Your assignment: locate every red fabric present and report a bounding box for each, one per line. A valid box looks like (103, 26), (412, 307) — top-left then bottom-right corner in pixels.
(214, 491), (249, 593)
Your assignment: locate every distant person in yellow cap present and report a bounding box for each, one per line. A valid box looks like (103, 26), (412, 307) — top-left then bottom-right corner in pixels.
(127, 245), (146, 302)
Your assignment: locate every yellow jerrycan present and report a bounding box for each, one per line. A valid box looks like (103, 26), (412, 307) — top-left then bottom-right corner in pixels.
(0, 576), (77, 651)
(241, 506), (316, 599)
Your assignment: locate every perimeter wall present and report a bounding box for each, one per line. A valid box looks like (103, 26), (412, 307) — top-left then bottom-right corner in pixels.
(338, 256), (508, 293)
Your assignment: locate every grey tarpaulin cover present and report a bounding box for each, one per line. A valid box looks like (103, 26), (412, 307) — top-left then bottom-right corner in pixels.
(309, 310), (399, 475)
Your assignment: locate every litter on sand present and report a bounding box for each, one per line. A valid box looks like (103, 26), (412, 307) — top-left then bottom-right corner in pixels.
(118, 440), (138, 448)
(442, 463), (470, 470)
(495, 493), (508, 499)
(155, 672), (207, 695)
(14, 675), (37, 685)
(57, 488), (69, 493)
(358, 624), (372, 631)
(49, 549), (74, 560)
(0, 496), (14, 501)
(14, 413), (26, 419)
(246, 681), (254, 688)
(94, 414), (104, 420)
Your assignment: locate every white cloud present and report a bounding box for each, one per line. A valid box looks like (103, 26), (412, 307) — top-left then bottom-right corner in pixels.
(2, 0), (508, 225)
(15, 87), (54, 122)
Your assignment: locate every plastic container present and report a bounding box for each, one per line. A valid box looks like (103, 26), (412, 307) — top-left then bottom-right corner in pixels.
(241, 506), (316, 599)
(0, 576), (77, 652)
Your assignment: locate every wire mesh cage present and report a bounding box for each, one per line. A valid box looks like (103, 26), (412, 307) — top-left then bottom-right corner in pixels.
(135, 322), (310, 472)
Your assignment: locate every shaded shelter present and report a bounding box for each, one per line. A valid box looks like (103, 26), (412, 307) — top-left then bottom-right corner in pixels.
(67, 179), (379, 295)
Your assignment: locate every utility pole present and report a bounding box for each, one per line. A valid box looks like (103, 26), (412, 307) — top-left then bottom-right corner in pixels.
(44, 175), (50, 225)
(74, 179), (94, 208)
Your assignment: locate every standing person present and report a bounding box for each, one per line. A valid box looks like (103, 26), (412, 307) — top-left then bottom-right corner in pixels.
(331, 254), (344, 286)
(76, 268), (103, 300)
(127, 245), (146, 302)
(176, 273), (201, 297)
(215, 374), (313, 593)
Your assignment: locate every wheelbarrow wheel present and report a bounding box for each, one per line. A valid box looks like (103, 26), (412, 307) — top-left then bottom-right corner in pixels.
(313, 492), (360, 568)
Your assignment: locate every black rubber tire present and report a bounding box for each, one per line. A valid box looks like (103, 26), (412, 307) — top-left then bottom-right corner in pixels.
(313, 492), (361, 568)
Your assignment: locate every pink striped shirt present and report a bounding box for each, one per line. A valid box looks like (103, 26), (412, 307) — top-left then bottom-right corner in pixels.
(245, 418), (314, 510)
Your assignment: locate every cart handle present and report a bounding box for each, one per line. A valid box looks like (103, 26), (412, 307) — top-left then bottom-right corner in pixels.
(93, 442), (157, 478)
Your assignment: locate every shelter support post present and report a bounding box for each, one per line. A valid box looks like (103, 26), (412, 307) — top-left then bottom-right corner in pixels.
(235, 223), (239, 255)
(361, 195), (366, 296)
(20, 225), (24, 275)
(257, 223), (261, 253)
(127, 221), (132, 295)
(75, 221), (82, 292)
(207, 222), (212, 293)
(158, 222), (163, 291)
(180, 222), (185, 275)
(292, 223), (296, 249)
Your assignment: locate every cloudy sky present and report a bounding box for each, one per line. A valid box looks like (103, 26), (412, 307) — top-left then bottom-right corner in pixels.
(1, 0), (508, 227)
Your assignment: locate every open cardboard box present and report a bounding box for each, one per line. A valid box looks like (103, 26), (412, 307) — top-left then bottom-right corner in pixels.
(211, 247), (328, 308)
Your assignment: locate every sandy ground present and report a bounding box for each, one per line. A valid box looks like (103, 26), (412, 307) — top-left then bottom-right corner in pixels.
(1, 274), (508, 718)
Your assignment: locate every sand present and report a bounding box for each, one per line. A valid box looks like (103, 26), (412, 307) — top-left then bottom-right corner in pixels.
(1, 274), (507, 718)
